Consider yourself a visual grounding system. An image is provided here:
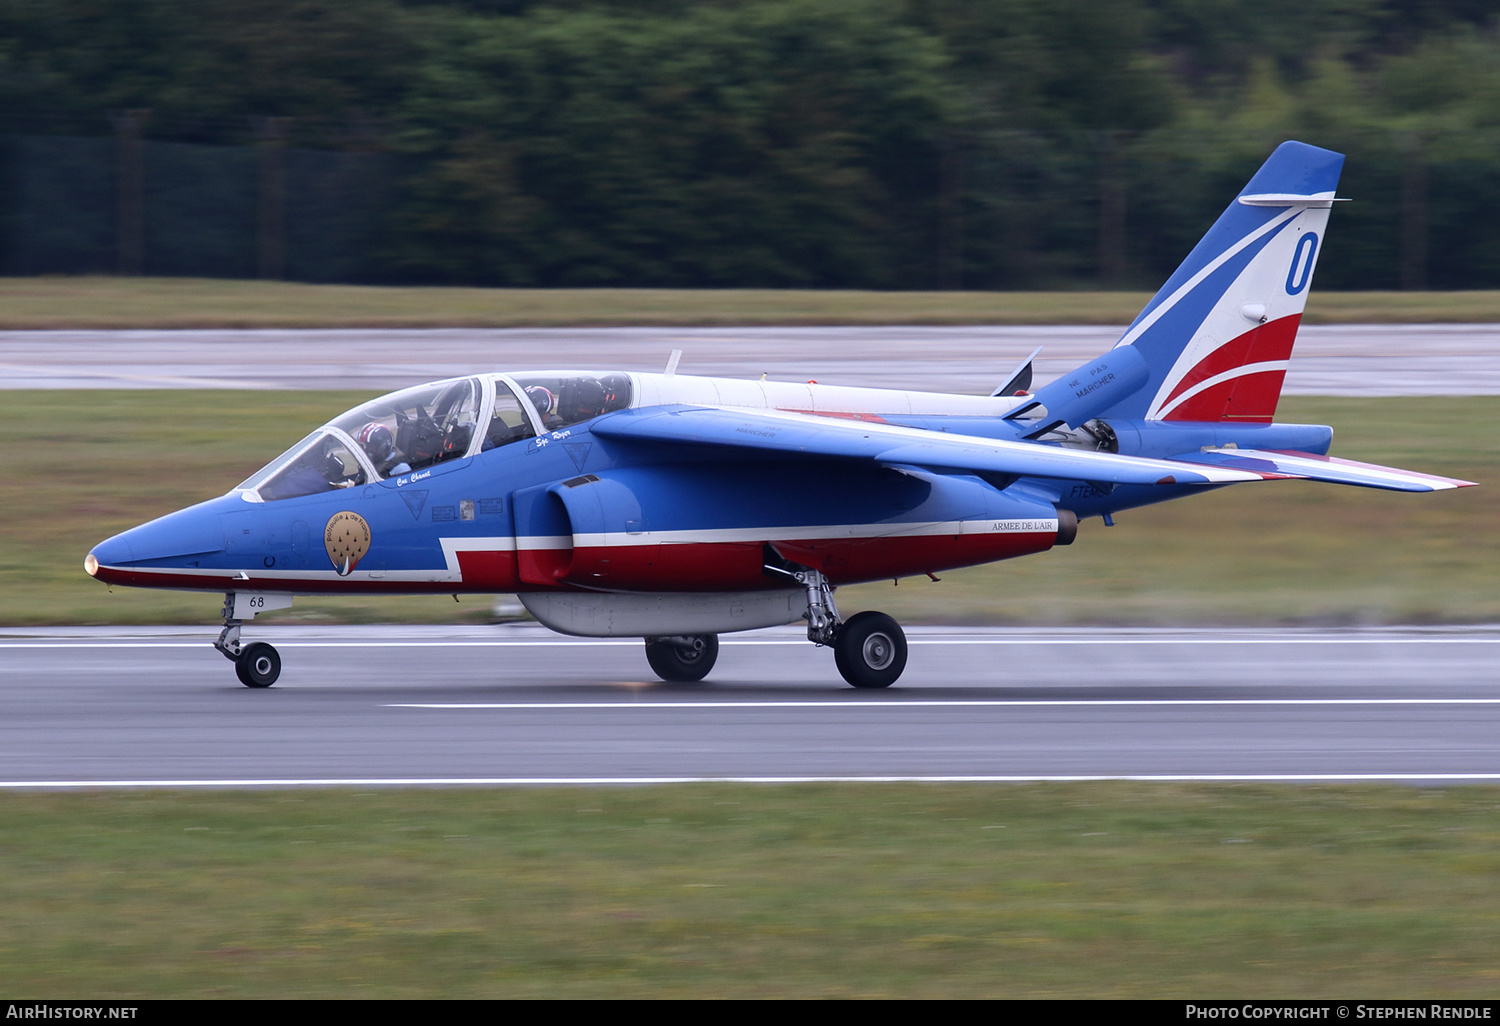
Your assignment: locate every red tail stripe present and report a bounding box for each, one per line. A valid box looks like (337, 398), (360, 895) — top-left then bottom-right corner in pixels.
(1160, 314), (1301, 410)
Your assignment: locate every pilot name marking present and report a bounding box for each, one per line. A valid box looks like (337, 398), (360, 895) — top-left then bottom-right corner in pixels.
(397, 470), (432, 487)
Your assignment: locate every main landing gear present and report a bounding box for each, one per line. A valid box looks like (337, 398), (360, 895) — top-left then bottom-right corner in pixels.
(791, 565), (907, 688)
(832, 610), (908, 689)
(215, 592), (286, 688)
(644, 634), (720, 682)
(629, 554), (904, 689)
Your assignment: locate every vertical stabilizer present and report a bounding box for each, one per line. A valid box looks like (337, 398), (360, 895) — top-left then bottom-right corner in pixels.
(1099, 141), (1345, 423)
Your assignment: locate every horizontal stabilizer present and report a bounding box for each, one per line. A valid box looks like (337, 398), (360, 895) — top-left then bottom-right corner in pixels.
(594, 405), (1268, 487)
(1169, 448), (1475, 492)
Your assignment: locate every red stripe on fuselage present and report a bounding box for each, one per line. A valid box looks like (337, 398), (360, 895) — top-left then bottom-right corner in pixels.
(88, 565), (471, 594)
(567, 530), (1058, 589)
(92, 530), (1059, 595)
(779, 409), (890, 423)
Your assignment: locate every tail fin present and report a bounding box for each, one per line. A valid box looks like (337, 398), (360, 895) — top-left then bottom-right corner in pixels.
(1099, 141), (1345, 423)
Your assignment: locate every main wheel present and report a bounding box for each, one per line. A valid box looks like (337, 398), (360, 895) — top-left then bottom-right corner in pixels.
(834, 611), (907, 688)
(644, 635), (719, 683)
(235, 642), (281, 688)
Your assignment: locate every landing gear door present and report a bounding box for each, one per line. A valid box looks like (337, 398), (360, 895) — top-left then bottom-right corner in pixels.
(511, 483), (573, 585)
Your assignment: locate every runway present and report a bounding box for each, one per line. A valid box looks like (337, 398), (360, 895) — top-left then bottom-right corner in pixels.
(5, 323), (1500, 395)
(3, 624), (1497, 786)
(7, 326), (1495, 789)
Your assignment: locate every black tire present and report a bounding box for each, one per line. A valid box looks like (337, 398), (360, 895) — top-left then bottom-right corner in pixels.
(834, 611), (907, 688)
(235, 642), (281, 688)
(644, 635), (719, 683)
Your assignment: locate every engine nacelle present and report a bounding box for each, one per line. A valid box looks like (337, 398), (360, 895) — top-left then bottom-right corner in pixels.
(524, 465), (1074, 591)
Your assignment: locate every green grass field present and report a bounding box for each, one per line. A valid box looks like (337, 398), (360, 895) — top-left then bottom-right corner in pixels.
(3, 784), (1498, 998)
(6, 390), (1492, 627)
(4, 276), (1500, 326)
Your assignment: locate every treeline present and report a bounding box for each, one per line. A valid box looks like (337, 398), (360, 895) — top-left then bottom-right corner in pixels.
(1, 0), (1498, 289)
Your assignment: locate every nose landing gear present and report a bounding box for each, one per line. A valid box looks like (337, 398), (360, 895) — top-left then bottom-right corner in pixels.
(215, 591), (290, 687)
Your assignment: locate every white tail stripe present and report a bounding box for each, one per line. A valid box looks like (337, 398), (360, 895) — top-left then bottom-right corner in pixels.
(1114, 207), (1300, 351)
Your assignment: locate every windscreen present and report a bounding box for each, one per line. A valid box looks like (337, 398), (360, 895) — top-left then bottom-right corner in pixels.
(238, 430), (367, 502)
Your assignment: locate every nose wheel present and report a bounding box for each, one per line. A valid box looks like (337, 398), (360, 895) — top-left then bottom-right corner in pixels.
(234, 642), (282, 688)
(215, 592), (285, 688)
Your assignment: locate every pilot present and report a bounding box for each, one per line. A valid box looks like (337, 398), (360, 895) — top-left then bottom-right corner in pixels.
(357, 422), (409, 477)
(525, 386), (558, 430)
(357, 422), (394, 463)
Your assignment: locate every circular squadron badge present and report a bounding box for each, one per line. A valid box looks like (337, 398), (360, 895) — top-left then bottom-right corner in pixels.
(324, 511), (371, 576)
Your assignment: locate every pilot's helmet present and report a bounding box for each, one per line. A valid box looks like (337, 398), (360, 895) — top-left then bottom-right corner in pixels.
(356, 422), (395, 463)
(525, 385), (556, 419)
(559, 377), (608, 422)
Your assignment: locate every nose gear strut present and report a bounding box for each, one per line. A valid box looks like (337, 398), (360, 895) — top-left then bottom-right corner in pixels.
(215, 591), (285, 688)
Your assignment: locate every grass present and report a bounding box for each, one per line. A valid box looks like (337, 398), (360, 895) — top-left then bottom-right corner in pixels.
(1, 783), (1498, 998)
(5, 276), (1500, 327)
(6, 390), (1491, 627)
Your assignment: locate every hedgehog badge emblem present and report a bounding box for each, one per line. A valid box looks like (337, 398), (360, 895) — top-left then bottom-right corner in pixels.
(324, 511), (371, 576)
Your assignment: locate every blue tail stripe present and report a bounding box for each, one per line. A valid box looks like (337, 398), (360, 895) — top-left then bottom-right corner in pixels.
(1123, 203), (1285, 333)
(1120, 142), (1345, 335)
(1100, 217), (1293, 420)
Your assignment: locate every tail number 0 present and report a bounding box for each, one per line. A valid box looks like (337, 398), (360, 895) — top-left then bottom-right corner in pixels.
(1285, 232), (1319, 295)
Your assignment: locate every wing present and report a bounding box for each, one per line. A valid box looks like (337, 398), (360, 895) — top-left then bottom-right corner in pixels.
(1168, 448), (1475, 492)
(592, 405), (1270, 487)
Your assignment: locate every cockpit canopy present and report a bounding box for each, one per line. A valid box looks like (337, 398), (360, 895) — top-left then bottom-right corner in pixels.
(236, 372), (632, 502)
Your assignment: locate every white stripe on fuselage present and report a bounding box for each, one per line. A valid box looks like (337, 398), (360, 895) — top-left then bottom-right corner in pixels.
(440, 519), (1058, 571)
(100, 517), (1061, 588)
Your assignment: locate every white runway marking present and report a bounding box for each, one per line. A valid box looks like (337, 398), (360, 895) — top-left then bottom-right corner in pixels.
(387, 699), (1500, 710)
(3, 774), (1500, 789)
(4, 636), (1500, 650)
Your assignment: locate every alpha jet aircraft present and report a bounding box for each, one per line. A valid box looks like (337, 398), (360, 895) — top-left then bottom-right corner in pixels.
(86, 141), (1472, 688)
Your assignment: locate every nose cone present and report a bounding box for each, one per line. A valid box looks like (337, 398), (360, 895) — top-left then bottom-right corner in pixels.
(86, 497), (232, 584)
